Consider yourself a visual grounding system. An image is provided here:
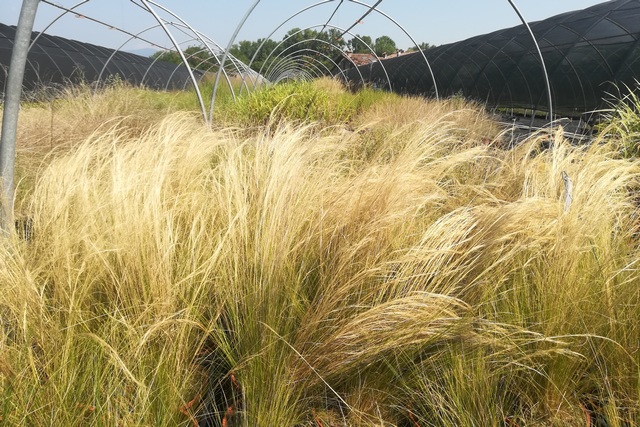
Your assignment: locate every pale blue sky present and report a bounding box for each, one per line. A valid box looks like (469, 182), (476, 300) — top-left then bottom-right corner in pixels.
(1, 1), (608, 52)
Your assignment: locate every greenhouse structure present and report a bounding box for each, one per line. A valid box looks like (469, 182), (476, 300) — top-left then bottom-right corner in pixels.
(346, 0), (640, 117)
(0, 22), (197, 94)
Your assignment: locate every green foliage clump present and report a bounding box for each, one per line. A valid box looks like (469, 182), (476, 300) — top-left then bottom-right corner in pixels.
(219, 78), (392, 127)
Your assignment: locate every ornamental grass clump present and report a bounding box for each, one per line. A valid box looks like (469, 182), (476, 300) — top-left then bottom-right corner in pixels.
(598, 81), (640, 158)
(0, 85), (638, 426)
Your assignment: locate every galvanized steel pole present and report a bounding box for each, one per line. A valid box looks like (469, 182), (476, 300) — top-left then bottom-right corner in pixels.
(0, 0), (40, 233)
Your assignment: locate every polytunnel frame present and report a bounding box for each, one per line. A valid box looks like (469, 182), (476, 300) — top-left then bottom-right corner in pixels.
(268, 52), (338, 81)
(437, 33), (533, 112)
(136, 0), (208, 121)
(535, 32), (588, 114)
(33, 0), (215, 111)
(23, 0), (263, 119)
(508, 0), (553, 120)
(265, 49), (344, 83)
(224, 0), (440, 104)
(37, 0), (169, 85)
(1, 0), (554, 232)
(227, 1), (403, 97)
(167, 24), (261, 93)
(257, 29), (376, 88)
(207, 0), (432, 120)
(270, 55), (328, 83)
(138, 33), (255, 94)
(241, 25), (368, 93)
(134, 1), (248, 104)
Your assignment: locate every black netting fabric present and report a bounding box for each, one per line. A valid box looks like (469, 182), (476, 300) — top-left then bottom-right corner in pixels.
(345, 0), (640, 117)
(0, 23), (200, 95)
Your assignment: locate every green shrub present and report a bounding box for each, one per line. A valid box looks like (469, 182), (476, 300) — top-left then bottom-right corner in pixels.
(218, 78), (393, 127)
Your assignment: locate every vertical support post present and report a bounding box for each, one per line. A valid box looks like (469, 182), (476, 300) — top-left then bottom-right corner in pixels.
(529, 109), (537, 131)
(0, 0), (40, 233)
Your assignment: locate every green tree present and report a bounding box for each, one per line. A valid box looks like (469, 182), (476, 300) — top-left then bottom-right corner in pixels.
(230, 38), (280, 73)
(229, 40), (256, 64)
(322, 28), (347, 51)
(348, 34), (373, 53)
(408, 42), (435, 52)
(150, 49), (182, 65)
(374, 35), (397, 57)
(150, 46), (217, 71)
(278, 28), (347, 74)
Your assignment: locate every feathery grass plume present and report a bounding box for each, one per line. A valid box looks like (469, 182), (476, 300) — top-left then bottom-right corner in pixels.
(12, 81), (207, 209)
(352, 94), (502, 142)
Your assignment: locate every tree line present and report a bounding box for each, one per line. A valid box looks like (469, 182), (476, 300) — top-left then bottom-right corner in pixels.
(151, 28), (434, 74)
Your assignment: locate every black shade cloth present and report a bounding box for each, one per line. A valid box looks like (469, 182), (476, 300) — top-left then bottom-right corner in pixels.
(0, 23), (200, 96)
(344, 0), (640, 117)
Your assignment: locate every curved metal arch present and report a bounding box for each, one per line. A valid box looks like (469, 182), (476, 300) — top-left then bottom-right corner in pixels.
(237, 0), (383, 93)
(97, 24), (168, 89)
(483, 40), (538, 116)
(209, 0), (261, 123)
(461, 31), (533, 108)
(141, 2), (241, 102)
(159, 36), (256, 94)
(171, 32), (258, 96)
(213, 0), (441, 122)
(141, 35), (224, 92)
(137, 0), (209, 123)
(241, 23), (366, 94)
(39, 0), (165, 50)
(276, 68), (316, 84)
(435, 38), (517, 105)
(14, 0), (554, 125)
(532, 16), (610, 114)
(24, 1), (89, 83)
(280, 24), (366, 86)
(163, 42), (212, 91)
(31, 31), (96, 85)
(507, 0), (553, 122)
(276, 71), (315, 84)
(240, 0), (336, 91)
(35, 0), (168, 89)
(174, 26), (257, 95)
(329, 0), (546, 108)
(22, 32), (67, 83)
(141, 47), (176, 87)
(270, 49), (356, 88)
